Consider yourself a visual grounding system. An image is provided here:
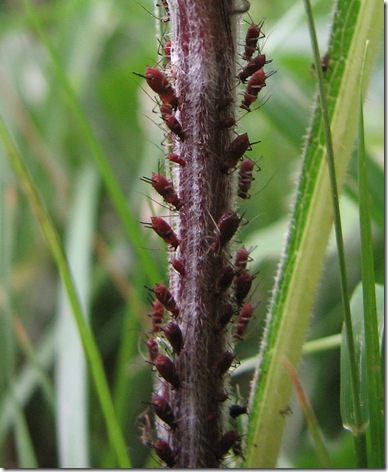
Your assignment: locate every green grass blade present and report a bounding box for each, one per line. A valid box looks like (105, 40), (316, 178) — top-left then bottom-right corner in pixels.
(283, 358), (330, 468)
(244, 0), (383, 467)
(12, 399), (38, 468)
(356, 81), (384, 467)
(304, 0), (366, 465)
(340, 284), (384, 462)
(0, 117), (131, 468)
(55, 165), (99, 468)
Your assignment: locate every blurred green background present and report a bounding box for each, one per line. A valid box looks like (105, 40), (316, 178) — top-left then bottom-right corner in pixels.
(0, 0), (383, 468)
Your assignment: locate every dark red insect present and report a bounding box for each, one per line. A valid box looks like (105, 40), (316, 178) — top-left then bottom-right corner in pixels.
(214, 391), (229, 403)
(239, 53), (272, 82)
(163, 321), (184, 355)
(217, 351), (235, 376)
(152, 283), (179, 317)
(162, 114), (185, 141)
(234, 246), (251, 271)
(168, 152), (186, 167)
(215, 430), (240, 458)
(154, 439), (175, 468)
(164, 39), (172, 60)
(149, 299), (165, 332)
(151, 394), (177, 429)
(229, 404), (248, 419)
(147, 216), (179, 249)
(154, 354), (180, 389)
(216, 266), (235, 294)
(134, 67), (178, 109)
(217, 303), (235, 330)
(235, 270), (254, 305)
(233, 302), (254, 340)
(146, 337), (159, 362)
(213, 210), (241, 254)
(242, 20), (265, 61)
(238, 158), (255, 199)
(172, 258), (186, 276)
(219, 116), (236, 129)
(221, 133), (252, 172)
(144, 173), (182, 210)
(240, 69), (275, 111)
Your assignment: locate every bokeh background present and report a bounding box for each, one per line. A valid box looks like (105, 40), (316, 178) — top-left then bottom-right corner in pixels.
(0, 0), (383, 468)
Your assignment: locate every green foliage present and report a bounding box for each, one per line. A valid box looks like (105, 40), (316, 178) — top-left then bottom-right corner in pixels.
(0, 0), (383, 468)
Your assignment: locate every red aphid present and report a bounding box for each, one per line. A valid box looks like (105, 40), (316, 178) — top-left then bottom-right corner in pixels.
(154, 439), (175, 468)
(217, 351), (235, 376)
(242, 20), (265, 61)
(168, 152), (186, 167)
(151, 394), (176, 429)
(238, 158), (255, 199)
(240, 69), (275, 111)
(214, 391), (229, 403)
(235, 270), (254, 305)
(221, 133), (251, 172)
(149, 216), (179, 250)
(150, 173), (182, 210)
(213, 210), (241, 254)
(153, 283), (179, 317)
(154, 354), (180, 389)
(149, 299), (165, 332)
(239, 54), (272, 82)
(164, 321), (184, 355)
(164, 39), (172, 60)
(217, 303), (235, 330)
(162, 114), (185, 141)
(215, 430), (240, 458)
(233, 302), (254, 340)
(146, 337), (159, 362)
(137, 67), (178, 109)
(234, 246), (251, 271)
(219, 116), (236, 129)
(216, 266), (235, 294)
(172, 258), (186, 276)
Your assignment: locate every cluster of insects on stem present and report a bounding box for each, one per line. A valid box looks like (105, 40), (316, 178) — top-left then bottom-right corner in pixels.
(134, 1), (274, 467)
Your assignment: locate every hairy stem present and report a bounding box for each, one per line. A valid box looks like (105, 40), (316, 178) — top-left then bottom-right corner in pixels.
(167, 0), (238, 467)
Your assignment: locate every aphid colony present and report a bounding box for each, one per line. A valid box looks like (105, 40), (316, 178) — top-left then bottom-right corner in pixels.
(135, 5), (272, 467)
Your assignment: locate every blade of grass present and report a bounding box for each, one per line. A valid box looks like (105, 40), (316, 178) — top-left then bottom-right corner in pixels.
(55, 164), (99, 468)
(0, 116), (131, 468)
(12, 398), (38, 468)
(283, 357), (330, 468)
(356, 66), (384, 466)
(22, 0), (161, 285)
(340, 283), (384, 461)
(303, 0), (366, 465)
(244, 0), (382, 467)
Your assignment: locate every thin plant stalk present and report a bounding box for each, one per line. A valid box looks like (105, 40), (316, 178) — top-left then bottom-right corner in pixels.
(303, 0), (367, 465)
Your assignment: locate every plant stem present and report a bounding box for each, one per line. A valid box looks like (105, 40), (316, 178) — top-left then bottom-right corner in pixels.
(154, 0), (242, 467)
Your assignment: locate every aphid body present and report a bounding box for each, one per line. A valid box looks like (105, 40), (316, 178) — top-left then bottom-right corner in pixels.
(154, 439), (175, 468)
(162, 113), (185, 141)
(233, 302), (254, 340)
(234, 270), (254, 305)
(153, 283), (179, 317)
(151, 394), (177, 429)
(149, 173), (182, 210)
(154, 354), (180, 389)
(242, 20), (265, 61)
(148, 216), (179, 249)
(238, 158), (255, 199)
(213, 210), (241, 254)
(164, 321), (184, 355)
(149, 299), (165, 332)
(239, 53), (272, 82)
(146, 337), (159, 362)
(222, 133), (251, 172)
